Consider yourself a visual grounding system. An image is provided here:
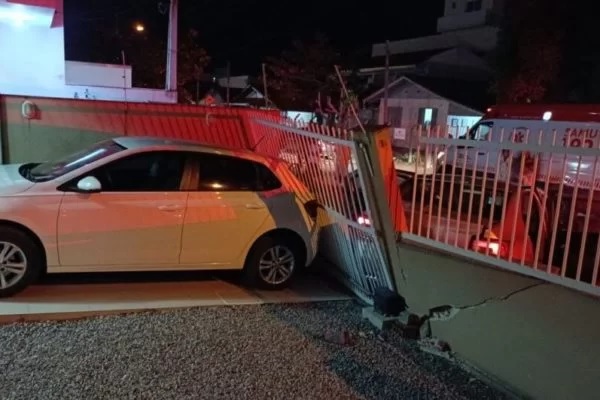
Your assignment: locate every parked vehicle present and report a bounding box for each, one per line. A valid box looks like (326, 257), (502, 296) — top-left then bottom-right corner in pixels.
(450, 104), (600, 189)
(442, 104), (600, 282)
(0, 137), (320, 297)
(471, 186), (600, 284)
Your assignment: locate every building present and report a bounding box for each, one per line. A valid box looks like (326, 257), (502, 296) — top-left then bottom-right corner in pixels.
(361, 0), (502, 86)
(196, 75), (266, 107)
(363, 76), (484, 146)
(354, 0), (502, 135)
(0, 0), (176, 103)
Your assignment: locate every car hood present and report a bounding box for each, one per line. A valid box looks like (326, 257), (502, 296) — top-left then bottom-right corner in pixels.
(0, 164), (36, 195)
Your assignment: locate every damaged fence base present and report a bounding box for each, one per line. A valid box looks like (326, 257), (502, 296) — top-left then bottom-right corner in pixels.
(362, 306), (429, 337)
(418, 338), (453, 361)
(361, 306), (409, 331)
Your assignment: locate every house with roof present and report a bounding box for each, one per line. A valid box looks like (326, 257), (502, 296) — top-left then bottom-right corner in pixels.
(363, 75), (485, 146)
(192, 75), (266, 107)
(355, 0), (503, 144)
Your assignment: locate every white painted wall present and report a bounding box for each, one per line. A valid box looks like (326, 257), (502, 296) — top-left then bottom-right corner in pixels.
(0, 0), (176, 103)
(65, 61), (132, 88)
(437, 0), (500, 32)
(442, 0), (495, 17)
(283, 111), (314, 124)
(0, 21), (65, 92)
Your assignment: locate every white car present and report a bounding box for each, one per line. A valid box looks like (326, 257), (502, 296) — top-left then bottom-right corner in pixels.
(0, 137), (320, 297)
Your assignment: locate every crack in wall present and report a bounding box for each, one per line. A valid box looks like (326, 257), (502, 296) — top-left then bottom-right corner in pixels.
(427, 282), (547, 322)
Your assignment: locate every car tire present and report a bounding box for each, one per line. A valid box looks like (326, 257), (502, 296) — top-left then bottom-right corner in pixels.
(243, 235), (303, 290)
(0, 227), (44, 298)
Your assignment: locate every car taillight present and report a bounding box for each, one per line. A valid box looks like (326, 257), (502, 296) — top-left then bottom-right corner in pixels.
(472, 239), (507, 257)
(304, 200), (319, 221)
(357, 214), (371, 227)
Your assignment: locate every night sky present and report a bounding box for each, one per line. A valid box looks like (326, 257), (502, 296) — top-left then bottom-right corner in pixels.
(64, 0), (445, 74)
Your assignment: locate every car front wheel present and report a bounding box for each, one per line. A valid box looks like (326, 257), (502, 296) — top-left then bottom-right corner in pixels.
(0, 227), (43, 298)
(244, 236), (302, 290)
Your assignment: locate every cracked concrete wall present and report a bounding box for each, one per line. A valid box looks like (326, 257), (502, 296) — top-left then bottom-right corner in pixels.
(396, 244), (600, 400)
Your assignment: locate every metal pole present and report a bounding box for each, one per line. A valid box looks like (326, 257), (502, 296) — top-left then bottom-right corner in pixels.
(226, 61), (231, 104)
(383, 40), (390, 125)
(165, 0), (179, 91)
(261, 63), (269, 108)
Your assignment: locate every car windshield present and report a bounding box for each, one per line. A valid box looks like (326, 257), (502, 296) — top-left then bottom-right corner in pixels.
(467, 122), (493, 140)
(26, 140), (125, 182)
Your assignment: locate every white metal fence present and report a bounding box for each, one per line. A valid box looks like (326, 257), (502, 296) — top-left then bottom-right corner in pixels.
(249, 119), (397, 302)
(400, 126), (600, 297)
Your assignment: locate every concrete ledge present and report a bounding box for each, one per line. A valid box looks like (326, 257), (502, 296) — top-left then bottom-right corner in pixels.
(0, 276), (351, 325)
(396, 243), (600, 400)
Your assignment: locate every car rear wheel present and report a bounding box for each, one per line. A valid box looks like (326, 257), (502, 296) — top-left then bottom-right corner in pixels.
(0, 227), (43, 298)
(243, 236), (302, 290)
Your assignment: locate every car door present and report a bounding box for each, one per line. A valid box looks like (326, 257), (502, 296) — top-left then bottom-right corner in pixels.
(179, 153), (271, 267)
(57, 150), (189, 267)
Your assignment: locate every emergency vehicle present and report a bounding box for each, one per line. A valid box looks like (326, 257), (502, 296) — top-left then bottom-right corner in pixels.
(452, 104), (600, 190)
(455, 105), (600, 283)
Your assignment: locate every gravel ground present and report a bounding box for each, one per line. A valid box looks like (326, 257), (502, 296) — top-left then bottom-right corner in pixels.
(0, 301), (508, 400)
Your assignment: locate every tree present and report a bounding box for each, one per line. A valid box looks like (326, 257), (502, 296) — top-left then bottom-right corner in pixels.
(494, 0), (600, 103)
(262, 35), (342, 110)
(493, 0), (564, 103)
(121, 28), (210, 102)
(89, 27), (210, 103)
(555, 0), (600, 102)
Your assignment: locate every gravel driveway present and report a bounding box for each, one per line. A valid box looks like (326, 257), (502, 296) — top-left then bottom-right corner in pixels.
(0, 301), (507, 400)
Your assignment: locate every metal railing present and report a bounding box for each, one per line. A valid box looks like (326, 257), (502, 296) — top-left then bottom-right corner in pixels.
(400, 126), (600, 297)
(248, 118), (397, 302)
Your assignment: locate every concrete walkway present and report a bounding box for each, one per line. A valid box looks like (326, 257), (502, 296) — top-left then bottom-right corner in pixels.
(0, 270), (350, 324)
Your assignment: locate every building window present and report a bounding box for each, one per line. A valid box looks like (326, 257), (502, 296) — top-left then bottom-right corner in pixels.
(388, 106), (403, 127)
(465, 0), (483, 12)
(418, 107), (438, 127)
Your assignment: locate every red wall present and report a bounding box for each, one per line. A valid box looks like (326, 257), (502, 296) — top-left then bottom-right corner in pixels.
(1, 95), (282, 151)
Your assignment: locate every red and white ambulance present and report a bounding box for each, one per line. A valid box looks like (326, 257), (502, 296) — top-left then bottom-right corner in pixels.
(454, 104), (600, 284)
(453, 104), (600, 189)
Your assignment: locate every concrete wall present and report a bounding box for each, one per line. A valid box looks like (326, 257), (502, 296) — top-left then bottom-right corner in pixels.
(438, 0), (496, 32)
(378, 83), (451, 128)
(0, 95), (279, 163)
(0, 11), (65, 93)
(376, 82), (450, 148)
(395, 243), (600, 400)
(0, 0), (176, 103)
(65, 61), (132, 89)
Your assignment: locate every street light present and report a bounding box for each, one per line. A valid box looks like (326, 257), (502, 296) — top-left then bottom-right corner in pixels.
(134, 23), (145, 32)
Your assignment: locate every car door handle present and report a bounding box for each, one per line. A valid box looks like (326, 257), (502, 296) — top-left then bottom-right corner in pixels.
(245, 203), (265, 210)
(158, 204), (183, 212)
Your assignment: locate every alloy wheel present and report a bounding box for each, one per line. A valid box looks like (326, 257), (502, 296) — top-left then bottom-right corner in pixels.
(258, 245), (295, 285)
(0, 242), (28, 290)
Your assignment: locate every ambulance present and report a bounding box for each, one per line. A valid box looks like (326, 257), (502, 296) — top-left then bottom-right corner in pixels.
(454, 105), (600, 283)
(452, 104), (600, 189)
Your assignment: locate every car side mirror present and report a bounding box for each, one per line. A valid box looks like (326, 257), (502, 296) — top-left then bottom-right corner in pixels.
(76, 176), (102, 193)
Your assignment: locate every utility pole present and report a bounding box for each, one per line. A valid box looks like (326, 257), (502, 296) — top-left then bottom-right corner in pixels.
(165, 0), (179, 92)
(261, 63), (269, 108)
(226, 61), (231, 104)
(383, 40), (390, 125)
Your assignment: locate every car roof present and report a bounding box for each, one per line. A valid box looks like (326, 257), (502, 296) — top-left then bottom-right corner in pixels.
(112, 136), (271, 163)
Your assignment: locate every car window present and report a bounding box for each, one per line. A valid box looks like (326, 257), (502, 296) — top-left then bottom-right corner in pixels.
(91, 151), (186, 192)
(27, 140), (125, 182)
(255, 162), (282, 191)
(195, 153), (281, 192)
(468, 122), (494, 141)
